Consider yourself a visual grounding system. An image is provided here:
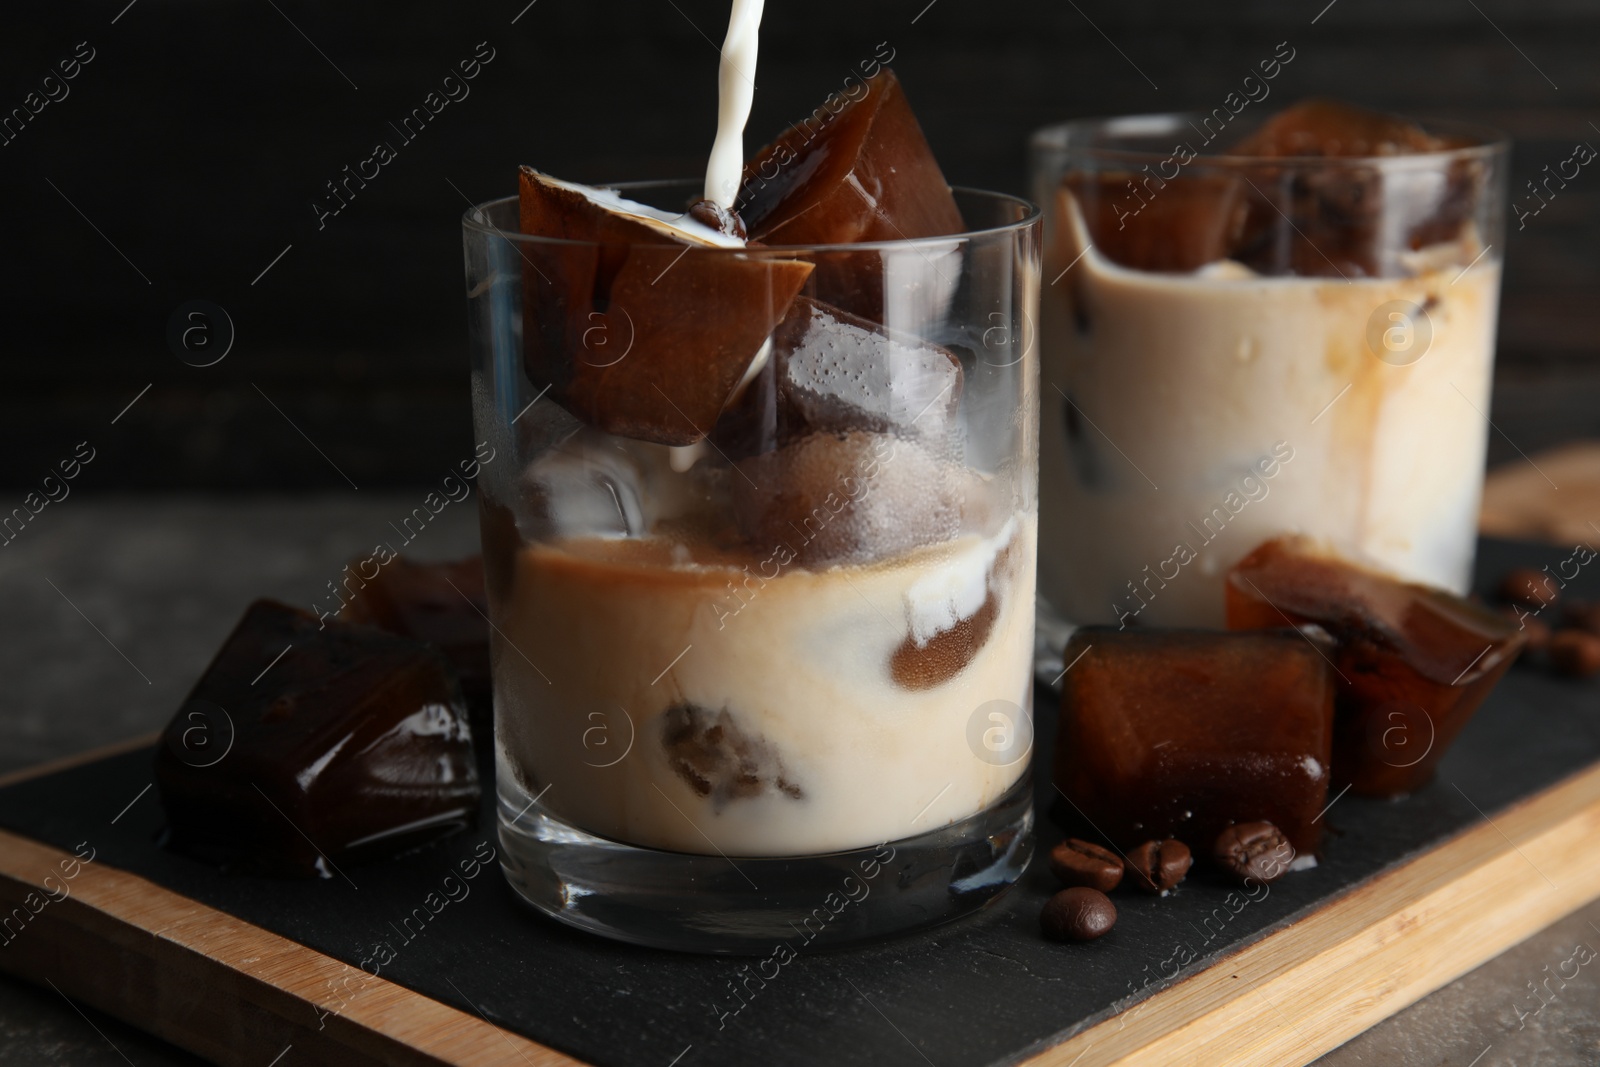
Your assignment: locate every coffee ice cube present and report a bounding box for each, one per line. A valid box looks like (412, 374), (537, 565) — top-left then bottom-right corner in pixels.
(775, 297), (962, 445)
(891, 525), (1020, 690)
(1229, 167), (1381, 278)
(740, 69), (962, 246)
(1230, 99), (1474, 277)
(1226, 537), (1526, 797)
(1064, 171), (1247, 273)
(519, 168), (812, 445)
(731, 430), (959, 566)
(156, 600), (479, 878)
(1054, 627), (1335, 856)
(738, 70), (963, 317)
(661, 702), (803, 806)
(892, 593), (998, 690)
(339, 556), (491, 707)
(1236, 99), (1448, 159)
(708, 345), (782, 461)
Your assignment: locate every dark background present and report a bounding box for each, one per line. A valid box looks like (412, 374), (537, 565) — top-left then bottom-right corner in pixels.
(2, 0), (1596, 491)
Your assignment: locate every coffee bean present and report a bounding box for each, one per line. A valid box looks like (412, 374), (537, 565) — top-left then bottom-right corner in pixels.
(1524, 615), (1553, 655)
(1213, 822), (1293, 885)
(1497, 605), (1552, 654)
(686, 198), (748, 240)
(1562, 600), (1600, 637)
(1040, 887), (1116, 942)
(1048, 838), (1124, 892)
(1499, 567), (1559, 609)
(1550, 630), (1600, 678)
(1124, 838), (1192, 894)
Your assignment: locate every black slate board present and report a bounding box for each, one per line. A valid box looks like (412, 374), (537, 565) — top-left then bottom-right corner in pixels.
(1, 538), (1597, 1067)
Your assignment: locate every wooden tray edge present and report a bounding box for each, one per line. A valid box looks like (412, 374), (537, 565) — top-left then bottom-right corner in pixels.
(0, 826), (588, 1067)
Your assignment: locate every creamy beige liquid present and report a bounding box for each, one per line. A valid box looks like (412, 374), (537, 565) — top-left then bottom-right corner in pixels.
(494, 517), (1036, 856)
(1038, 190), (1501, 627)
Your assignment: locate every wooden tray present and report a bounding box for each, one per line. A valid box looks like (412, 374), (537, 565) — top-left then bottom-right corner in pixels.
(1, 538), (1597, 1067)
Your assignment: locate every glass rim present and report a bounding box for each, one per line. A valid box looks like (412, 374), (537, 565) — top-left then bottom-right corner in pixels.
(1029, 111), (1509, 168)
(461, 181), (1040, 253)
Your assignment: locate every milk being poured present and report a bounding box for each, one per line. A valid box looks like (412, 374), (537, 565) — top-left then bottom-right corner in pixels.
(703, 0), (765, 208)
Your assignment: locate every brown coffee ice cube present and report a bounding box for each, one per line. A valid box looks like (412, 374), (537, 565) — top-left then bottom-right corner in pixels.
(731, 430), (960, 566)
(156, 600), (480, 878)
(1062, 171), (1246, 273)
(518, 168), (812, 446)
(1235, 99), (1448, 159)
(1226, 537), (1526, 797)
(890, 531), (1023, 691)
(738, 69), (964, 318)
(1230, 99), (1477, 277)
(339, 556), (490, 706)
(661, 702), (803, 807)
(741, 69), (961, 247)
(1055, 627), (1335, 857)
(890, 592), (999, 691)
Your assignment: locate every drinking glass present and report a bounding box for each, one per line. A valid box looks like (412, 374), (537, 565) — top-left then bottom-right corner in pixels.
(1029, 114), (1508, 628)
(463, 183), (1041, 951)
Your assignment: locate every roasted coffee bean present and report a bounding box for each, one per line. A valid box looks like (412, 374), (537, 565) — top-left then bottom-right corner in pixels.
(1213, 821), (1293, 885)
(1497, 605), (1552, 655)
(686, 198), (748, 241)
(1048, 838), (1124, 892)
(1549, 630), (1600, 679)
(1123, 838), (1192, 894)
(1562, 600), (1600, 636)
(1498, 567), (1559, 609)
(1040, 887), (1117, 942)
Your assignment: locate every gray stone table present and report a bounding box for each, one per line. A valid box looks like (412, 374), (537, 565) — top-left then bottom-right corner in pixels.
(0, 497), (1594, 1066)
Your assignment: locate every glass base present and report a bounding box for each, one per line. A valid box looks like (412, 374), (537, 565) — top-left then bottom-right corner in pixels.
(496, 775), (1035, 954)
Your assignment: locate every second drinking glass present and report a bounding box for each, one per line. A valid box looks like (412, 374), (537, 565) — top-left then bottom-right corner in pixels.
(1031, 112), (1508, 628)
